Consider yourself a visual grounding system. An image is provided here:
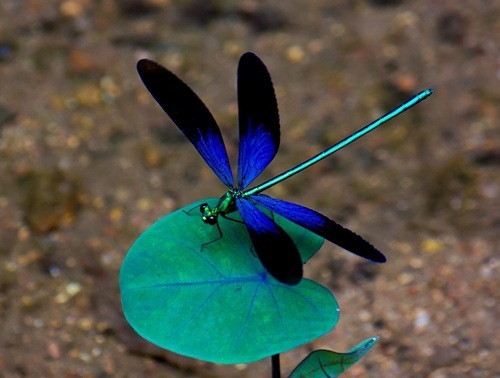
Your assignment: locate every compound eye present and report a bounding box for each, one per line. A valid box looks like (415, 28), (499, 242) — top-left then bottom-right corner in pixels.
(200, 203), (208, 213)
(206, 215), (217, 225)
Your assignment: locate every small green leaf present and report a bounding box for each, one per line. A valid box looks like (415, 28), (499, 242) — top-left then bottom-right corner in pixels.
(288, 337), (379, 377)
(120, 198), (338, 364)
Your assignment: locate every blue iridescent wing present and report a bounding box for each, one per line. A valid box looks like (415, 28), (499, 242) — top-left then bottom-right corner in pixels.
(137, 59), (234, 188)
(235, 197), (303, 285)
(237, 52), (280, 189)
(252, 195), (386, 263)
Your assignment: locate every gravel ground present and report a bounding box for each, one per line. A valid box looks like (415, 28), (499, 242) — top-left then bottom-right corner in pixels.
(0, 1), (498, 377)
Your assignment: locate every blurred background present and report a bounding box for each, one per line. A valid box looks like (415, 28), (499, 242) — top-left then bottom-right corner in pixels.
(0, 0), (498, 377)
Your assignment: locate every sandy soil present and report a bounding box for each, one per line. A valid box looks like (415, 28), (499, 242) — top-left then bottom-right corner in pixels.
(0, 0), (498, 377)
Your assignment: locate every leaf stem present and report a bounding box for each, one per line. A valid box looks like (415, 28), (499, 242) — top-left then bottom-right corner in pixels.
(272, 354), (281, 378)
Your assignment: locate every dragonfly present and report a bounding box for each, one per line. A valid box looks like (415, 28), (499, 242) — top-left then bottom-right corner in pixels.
(137, 52), (433, 285)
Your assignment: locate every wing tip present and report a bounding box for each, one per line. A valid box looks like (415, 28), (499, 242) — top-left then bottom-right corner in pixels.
(371, 253), (387, 264)
(137, 58), (159, 73)
(137, 59), (168, 85)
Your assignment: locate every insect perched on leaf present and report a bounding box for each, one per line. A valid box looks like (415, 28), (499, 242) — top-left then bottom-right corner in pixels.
(137, 52), (433, 285)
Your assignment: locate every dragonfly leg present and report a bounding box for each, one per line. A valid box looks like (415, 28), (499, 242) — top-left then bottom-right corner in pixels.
(183, 204), (202, 216)
(220, 213), (245, 225)
(200, 221), (223, 251)
(220, 213), (259, 257)
(182, 204), (203, 215)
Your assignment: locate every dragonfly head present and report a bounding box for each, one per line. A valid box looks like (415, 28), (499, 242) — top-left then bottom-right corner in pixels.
(200, 203), (218, 225)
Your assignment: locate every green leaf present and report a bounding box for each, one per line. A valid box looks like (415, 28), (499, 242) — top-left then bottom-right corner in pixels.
(120, 198), (338, 364)
(288, 337), (379, 377)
